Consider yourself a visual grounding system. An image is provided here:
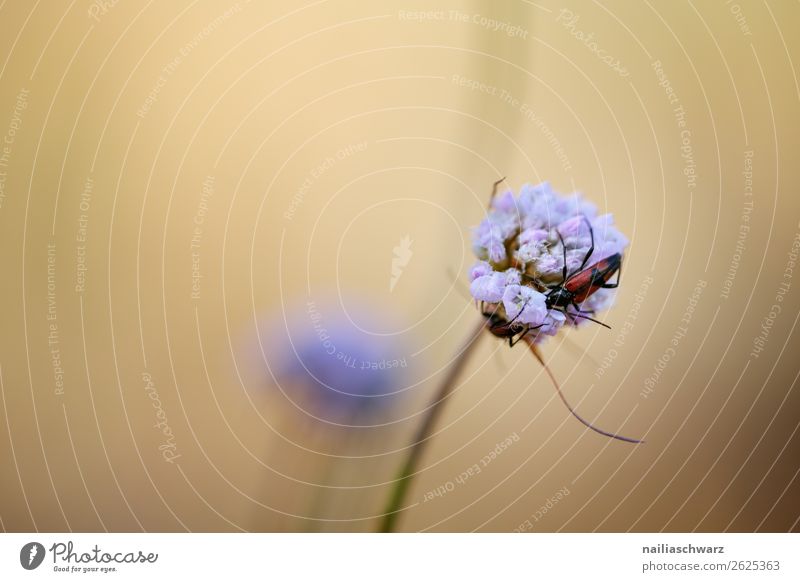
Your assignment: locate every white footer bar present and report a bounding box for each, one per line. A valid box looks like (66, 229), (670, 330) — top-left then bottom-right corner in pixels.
(1, 533), (797, 581)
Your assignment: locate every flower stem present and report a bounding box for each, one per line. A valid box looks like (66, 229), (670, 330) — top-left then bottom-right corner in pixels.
(378, 318), (486, 532)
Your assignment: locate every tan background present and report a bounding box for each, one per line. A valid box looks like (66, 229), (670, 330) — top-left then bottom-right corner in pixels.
(0, 0), (798, 532)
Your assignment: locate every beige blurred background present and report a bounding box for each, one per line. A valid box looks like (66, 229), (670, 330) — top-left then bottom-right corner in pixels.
(1, 0), (799, 532)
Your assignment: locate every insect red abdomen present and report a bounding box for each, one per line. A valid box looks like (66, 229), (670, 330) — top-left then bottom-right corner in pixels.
(565, 253), (621, 303)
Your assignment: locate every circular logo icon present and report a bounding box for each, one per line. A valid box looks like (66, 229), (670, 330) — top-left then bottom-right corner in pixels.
(20, 542), (45, 570)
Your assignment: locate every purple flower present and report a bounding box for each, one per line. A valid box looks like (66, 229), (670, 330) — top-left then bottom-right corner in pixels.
(469, 182), (628, 340)
(256, 299), (409, 422)
(471, 208), (519, 263)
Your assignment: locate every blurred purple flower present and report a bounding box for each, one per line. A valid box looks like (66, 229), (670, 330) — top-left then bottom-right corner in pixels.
(258, 299), (409, 423)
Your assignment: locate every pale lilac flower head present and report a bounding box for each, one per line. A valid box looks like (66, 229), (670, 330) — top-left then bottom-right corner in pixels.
(469, 182), (628, 340)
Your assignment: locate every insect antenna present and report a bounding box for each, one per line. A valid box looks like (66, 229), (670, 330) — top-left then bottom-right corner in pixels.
(563, 309), (612, 329)
(525, 340), (644, 444)
(489, 176), (506, 207)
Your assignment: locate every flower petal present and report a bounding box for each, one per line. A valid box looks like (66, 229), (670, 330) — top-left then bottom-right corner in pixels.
(468, 261), (493, 282)
(470, 272), (507, 303)
(502, 285), (548, 325)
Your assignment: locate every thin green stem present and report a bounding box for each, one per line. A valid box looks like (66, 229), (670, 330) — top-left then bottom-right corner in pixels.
(378, 318), (486, 532)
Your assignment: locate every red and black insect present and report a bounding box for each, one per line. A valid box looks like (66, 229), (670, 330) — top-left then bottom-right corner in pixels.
(481, 216), (620, 346)
(486, 179), (620, 330)
(478, 183), (641, 442)
(540, 216), (621, 329)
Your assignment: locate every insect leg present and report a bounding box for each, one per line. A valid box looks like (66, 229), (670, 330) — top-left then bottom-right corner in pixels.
(556, 231), (569, 284)
(560, 307), (580, 326)
(570, 302), (596, 314)
(504, 298), (530, 327)
(510, 323), (544, 347)
(601, 256), (622, 288)
(510, 324), (531, 347)
(577, 215), (595, 272)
